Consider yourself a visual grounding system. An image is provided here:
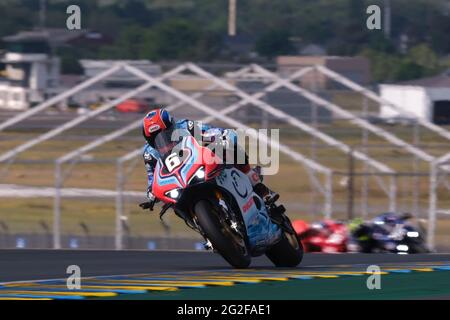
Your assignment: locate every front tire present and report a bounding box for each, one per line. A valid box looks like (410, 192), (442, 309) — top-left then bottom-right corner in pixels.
(266, 219), (304, 267)
(407, 240), (429, 253)
(194, 200), (251, 268)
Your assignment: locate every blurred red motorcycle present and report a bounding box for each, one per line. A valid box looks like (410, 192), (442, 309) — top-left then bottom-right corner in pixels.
(292, 219), (349, 253)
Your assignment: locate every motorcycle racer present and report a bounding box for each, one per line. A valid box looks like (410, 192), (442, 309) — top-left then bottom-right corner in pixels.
(139, 108), (279, 210)
(348, 212), (424, 253)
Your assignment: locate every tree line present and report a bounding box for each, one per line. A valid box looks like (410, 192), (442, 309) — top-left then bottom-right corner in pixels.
(0, 0), (448, 82)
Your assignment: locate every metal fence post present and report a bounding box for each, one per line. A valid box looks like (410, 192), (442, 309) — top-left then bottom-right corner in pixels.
(347, 148), (355, 220)
(361, 96), (369, 218)
(428, 162), (437, 251)
(389, 175), (397, 213)
(115, 159), (125, 250)
(53, 160), (62, 249)
(412, 120), (421, 216)
(324, 171), (333, 218)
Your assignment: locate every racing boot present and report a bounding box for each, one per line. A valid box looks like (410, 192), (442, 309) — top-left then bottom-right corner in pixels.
(245, 166), (279, 206)
(254, 183), (280, 206)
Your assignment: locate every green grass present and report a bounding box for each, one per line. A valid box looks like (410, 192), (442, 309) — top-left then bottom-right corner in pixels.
(0, 197), (200, 237)
(1, 196), (448, 248)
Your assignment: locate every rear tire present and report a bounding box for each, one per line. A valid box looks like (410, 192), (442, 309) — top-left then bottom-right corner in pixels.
(194, 200), (251, 268)
(266, 223), (304, 267)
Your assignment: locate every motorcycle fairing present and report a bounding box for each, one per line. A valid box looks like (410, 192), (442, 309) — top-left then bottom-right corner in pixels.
(153, 136), (220, 203)
(215, 168), (281, 252)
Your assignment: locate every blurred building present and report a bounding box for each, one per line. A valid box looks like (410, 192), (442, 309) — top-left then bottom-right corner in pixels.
(80, 60), (161, 85)
(380, 71), (450, 125)
(76, 60), (162, 106)
(0, 29), (112, 110)
(0, 31), (60, 109)
(277, 55), (371, 89)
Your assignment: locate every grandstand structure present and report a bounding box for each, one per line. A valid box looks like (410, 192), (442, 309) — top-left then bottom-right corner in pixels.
(0, 62), (448, 250)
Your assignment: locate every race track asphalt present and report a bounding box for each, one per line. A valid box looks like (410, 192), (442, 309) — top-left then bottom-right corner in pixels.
(1, 249), (450, 282)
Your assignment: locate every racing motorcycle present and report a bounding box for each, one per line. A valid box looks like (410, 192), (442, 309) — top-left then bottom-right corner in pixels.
(141, 127), (303, 268)
(293, 219), (348, 253)
(348, 213), (429, 254)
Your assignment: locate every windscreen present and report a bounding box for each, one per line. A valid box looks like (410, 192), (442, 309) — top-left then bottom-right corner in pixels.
(154, 128), (190, 157)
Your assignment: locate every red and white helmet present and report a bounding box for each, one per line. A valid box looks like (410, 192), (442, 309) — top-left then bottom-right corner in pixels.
(142, 108), (174, 145)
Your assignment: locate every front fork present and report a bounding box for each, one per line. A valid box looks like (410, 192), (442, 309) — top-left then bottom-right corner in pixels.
(214, 190), (247, 240)
(267, 203), (296, 235)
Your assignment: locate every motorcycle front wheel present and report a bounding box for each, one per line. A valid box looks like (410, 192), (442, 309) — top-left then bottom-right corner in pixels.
(194, 199), (251, 268)
(265, 216), (304, 267)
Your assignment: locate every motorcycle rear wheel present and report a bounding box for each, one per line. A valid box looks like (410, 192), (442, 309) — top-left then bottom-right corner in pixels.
(194, 199), (251, 268)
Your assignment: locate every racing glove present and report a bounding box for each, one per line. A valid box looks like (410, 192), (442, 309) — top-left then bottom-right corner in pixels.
(139, 190), (158, 211)
(201, 128), (223, 145)
(205, 130), (235, 153)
